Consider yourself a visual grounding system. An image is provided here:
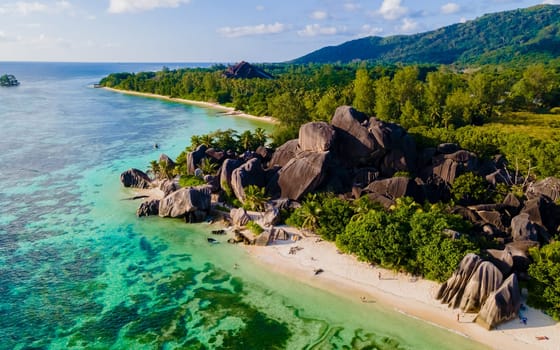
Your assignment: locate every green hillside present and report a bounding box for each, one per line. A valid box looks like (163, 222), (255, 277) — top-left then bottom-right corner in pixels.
(293, 5), (560, 65)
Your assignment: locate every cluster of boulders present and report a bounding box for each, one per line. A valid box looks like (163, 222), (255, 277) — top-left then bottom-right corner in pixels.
(436, 250), (526, 329)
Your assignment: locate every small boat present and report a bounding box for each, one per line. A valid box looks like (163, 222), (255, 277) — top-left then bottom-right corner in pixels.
(207, 237), (219, 244)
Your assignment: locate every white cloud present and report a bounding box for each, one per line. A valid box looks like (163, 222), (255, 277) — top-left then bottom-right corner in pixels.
(460, 17), (467, 23)
(344, 2), (361, 11)
(399, 18), (418, 33)
(108, 0), (190, 14)
(217, 22), (287, 38)
(256, 5), (265, 11)
(542, 0), (560, 3)
(378, 0), (408, 20)
(310, 10), (328, 20)
(0, 1), (72, 15)
(298, 24), (342, 37)
(359, 24), (383, 37)
(441, 3), (460, 14)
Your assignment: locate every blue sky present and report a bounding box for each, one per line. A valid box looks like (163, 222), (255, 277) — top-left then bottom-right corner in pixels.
(0, 0), (558, 62)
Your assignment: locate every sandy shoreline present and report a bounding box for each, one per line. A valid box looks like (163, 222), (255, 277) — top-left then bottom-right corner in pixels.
(244, 228), (559, 350)
(102, 87), (278, 124)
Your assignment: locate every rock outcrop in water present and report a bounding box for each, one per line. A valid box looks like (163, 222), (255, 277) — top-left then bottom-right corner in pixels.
(0, 74), (19, 86)
(120, 168), (152, 189)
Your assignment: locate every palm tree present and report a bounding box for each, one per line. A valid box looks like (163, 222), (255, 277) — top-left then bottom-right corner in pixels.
(298, 194), (322, 232)
(238, 130), (254, 152)
(243, 185), (270, 212)
(253, 127), (267, 147)
(147, 160), (160, 180)
(199, 157), (218, 175)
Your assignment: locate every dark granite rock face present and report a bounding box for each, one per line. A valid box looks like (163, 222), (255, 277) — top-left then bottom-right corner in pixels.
(526, 177), (560, 201)
(331, 106), (377, 166)
(230, 207), (250, 226)
(230, 158), (266, 203)
(120, 168), (152, 189)
(437, 253), (482, 309)
(277, 151), (330, 201)
(158, 186), (211, 219)
(269, 139), (299, 168)
(222, 61), (273, 79)
(459, 261), (503, 313)
(219, 158), (242, 193)
(205, 148), (225, 163)
(510, 213), (539, 242)
(298, 121), (336, 152)
(362, 177), (423, 207)
(187, 145), (208, 175)
(137, 199), (160, 217)
(160, 179), (181, 197)
(477, 274), (521, 329)
(158, 153), (176, 169)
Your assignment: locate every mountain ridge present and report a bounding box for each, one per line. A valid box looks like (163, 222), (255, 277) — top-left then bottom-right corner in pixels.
(292, 4), (560, 65)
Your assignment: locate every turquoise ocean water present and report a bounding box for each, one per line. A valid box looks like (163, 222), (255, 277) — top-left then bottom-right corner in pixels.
(0, 62), (486, 349)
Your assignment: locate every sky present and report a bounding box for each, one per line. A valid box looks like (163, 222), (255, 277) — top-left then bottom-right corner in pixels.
(0, 0), (558, 63)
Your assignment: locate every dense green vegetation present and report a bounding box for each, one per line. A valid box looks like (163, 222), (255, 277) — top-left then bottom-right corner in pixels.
(528, 242), (560, 320)
(294, 5), (560, 65)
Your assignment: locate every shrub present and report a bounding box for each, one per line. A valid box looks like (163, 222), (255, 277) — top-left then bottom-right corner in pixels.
(246, 221), (264, 235)
(451, 172), (489, 205)
(179, 175), (205, 187)
(528, 242), (560, 321)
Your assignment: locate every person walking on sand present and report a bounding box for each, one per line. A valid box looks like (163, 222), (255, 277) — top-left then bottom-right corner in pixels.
(378, 272), (381, 280)
(457, 313), (460, 322)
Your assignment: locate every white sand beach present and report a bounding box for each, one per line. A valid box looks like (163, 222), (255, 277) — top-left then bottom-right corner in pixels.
(102, 87), (278, 124)
(244, 226), (560, 350)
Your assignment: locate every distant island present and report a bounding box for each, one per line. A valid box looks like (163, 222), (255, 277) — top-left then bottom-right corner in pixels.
(0, 74), (20, 87)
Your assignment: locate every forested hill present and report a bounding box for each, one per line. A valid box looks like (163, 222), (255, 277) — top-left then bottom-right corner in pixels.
(293, 5), (560, 65)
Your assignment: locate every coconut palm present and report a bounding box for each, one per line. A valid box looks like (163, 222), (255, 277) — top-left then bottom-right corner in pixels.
(147, 160), (160, 180)
(199, 157), (218, 175)
(243, 185), (270, 212)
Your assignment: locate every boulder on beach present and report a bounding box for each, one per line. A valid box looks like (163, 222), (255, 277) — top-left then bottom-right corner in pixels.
(230, 207), (251, 226)
(120, 168), (152, 189)
(477, 274), (521, 329)
(137, 199), (160, 217)
(158, 185), (211, 219)
(459, 261), (503, 313)
(437, 253), (482, 309)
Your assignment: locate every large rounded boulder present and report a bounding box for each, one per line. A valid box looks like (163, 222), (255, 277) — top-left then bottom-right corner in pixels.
(459, 261), (503, 313)
(120, 168), (152, 189)
(477, 274), (521, 329)
(331, 106), (377, 166)
(158, 185), (211, 219)
(437, 253), (482, 309)
(269, 139), (299, 168)
(298, 121), (336, 152)
(277, 151), (330, 201)
(230, 158), (266, 203)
